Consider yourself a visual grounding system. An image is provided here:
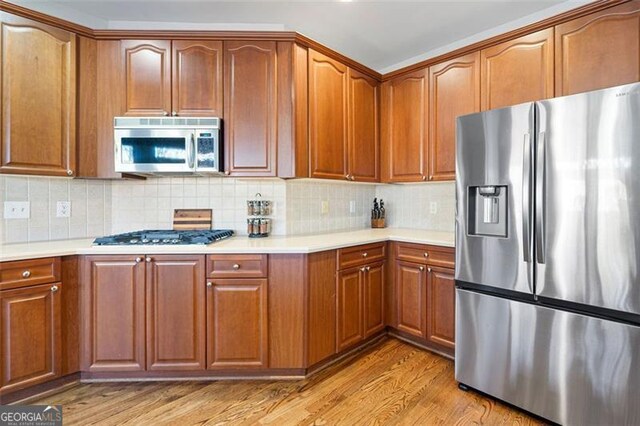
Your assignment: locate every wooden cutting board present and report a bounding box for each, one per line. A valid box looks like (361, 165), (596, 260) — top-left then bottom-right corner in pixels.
(173, 209), (213, 230)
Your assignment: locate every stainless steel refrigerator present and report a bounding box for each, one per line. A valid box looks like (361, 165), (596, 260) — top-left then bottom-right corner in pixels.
(455, 82), (640, 425)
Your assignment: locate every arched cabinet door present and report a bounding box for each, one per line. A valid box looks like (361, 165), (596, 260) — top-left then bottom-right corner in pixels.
(172, 40), (223, 117)
(0, 15), (76, 176)
(309, 49), (349, 180)
(122, 40), (171, 116)
(224, 41), (277, 177)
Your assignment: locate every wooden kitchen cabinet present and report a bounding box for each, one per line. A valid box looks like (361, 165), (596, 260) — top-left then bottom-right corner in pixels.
(337, 267), (364, 351)
(0, 283), (61, 395)
(395, 261), (427, 338)
(426, 266), (455, 350)
(146, 255), (206, 371)
(207, 278), (268, 369)
(309, 49), (349, 180)
(224, 41), (277, 176)
(363, 261), (385, 338)
(172, 40), (223, 116)
(0, 15), (76, 177)
(347, 68), (379, 182)
(122, 40), (172, 116)
(428, 52), (480, 181)
(480, 29), (554, 110)
(555, 2), (640, 96)
(381, 69), (429, 182)
(81, 256), (146, 372)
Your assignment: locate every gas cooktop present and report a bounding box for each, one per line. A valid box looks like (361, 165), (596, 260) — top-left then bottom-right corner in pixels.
(93, 229), (234, 245)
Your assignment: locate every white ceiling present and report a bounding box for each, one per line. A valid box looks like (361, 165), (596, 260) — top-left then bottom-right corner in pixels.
(10, 1), (591, 72)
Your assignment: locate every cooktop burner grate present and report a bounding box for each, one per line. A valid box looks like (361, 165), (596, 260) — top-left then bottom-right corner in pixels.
(93, 229), (234, 245)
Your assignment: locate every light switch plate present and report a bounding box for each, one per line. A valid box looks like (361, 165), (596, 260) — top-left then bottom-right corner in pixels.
(4, 201), (30, 219)
(321, 200), (329, 215)
(430, 201), (438, 215)
(349, 200), (356, 214)
(56, 201), (71, 218)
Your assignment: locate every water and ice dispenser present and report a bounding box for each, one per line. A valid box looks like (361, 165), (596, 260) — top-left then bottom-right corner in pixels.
(468, 185), (507, 237)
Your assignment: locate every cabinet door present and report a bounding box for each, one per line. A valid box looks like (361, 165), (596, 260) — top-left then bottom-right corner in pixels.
(381, 69), (429, 182)
(172, 40), (223, 117)
(555, 2), (640, 96)
(82, 256), (146, 372)
(426, 266), (455, 351)
(336, 267), (364, 351)
(364, 262), (385, 338)
(309, 49), (349, 180)
(0, 16), (76, 177)
(0, 283), (60, 394)
(395, 261), (426, 338)
(428, 53), (480, 181)
(347, 68), (379, 182)
(224, 41), (277, 176)
(481, 29), (554, 110)
(146, 255), (205, 371)
(207, 279), (268, 369)
(122, 40), (171, 116)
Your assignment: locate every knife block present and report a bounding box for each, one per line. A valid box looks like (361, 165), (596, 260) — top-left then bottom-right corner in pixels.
(371, 218), (386, 228)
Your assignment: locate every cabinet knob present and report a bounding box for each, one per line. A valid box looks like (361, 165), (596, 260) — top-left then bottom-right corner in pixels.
(232, 264), (241, 270)
(350, 176), (355, 181)
(419, 266), (425, 271)
(145, 257), (152, 263)
(428, 267), (432, 273)
(345, 174), (351, 180)
(66, 169), (73, 176)
(172, 111), (178, 116)
(360, 267), (366, 272)
(135, 257), (143, 263)
(163, 111), (169, 116)
(365, 266), (370, 271)
(206, 282), (213, 288)
(224, 171), (230, 176)
(422, 175), (427, 181)
(423, 252), (429, 258)
(362, 252), (368, 258)
(22, 270), (31, 278)
(51, 285), (59, 292)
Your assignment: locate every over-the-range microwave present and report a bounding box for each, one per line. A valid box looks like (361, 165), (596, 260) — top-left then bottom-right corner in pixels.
(114, 117), (222, 176)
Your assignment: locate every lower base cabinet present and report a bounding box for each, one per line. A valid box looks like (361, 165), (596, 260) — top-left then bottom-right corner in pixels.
(426, 266), (455, 350)
(0, 283), (61, 394)
(206, 279), (268, 369)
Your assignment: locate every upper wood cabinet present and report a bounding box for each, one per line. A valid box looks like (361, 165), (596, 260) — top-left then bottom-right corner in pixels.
(481, 29), (554, 110)
(309, 49), (349, 180)
(173, 40), (223, 116)
(146, 255), (206, 371)
(348, 68), (379, 182)
(0, 283), (61, 395)
(224, 41), (277, 176)
(381, 69), (429, 182)
(555, 2), (640, 96)
(428, 52), (480, 181)
(122, 40), (172, 116)
(0, 15), (76, 177)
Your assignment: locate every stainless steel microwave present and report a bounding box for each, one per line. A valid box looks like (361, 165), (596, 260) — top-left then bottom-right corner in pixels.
(114, 117), (222, 175)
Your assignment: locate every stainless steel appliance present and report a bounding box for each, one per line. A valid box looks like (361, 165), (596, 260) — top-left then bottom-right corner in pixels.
(114, 117), (222, 175)
(455, 82), (640, 425)
(93, 229), (234, 245)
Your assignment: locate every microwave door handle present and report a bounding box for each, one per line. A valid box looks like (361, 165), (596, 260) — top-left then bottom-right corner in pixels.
(188, 133), (196, 170)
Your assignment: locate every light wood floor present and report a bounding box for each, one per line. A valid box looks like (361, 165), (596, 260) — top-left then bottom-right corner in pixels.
(32, 339), (545, 425)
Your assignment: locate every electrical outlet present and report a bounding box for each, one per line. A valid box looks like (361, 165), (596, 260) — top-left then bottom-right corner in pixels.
(349, 200), (356, 214)
(56, 201), (71, 218)
(321, 200), (329, 215)
(4, 201), (30, 219)
(430, 201), (438, 215)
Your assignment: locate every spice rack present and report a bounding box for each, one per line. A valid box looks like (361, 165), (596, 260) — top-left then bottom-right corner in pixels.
(246, 193), (272, 238)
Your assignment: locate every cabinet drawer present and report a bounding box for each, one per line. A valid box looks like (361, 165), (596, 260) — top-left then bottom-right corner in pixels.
(338, 243), (386, 270)
(396, 243), (454, 267)
(0, 257), (61, 290)
(207, 255), (268, 278)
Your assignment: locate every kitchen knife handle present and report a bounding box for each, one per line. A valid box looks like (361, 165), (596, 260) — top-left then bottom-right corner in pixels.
(535, 131), (546, 264)
(522, 133), (532, 263)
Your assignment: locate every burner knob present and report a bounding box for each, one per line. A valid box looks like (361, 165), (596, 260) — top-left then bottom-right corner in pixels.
(130, 239), (138, 243)
(142, 239), (149, 243)
(152, 239), (160, 243)
(172, 239), (180, 243)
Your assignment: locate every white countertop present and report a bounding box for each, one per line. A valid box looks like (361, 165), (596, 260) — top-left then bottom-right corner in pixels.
(0, 228), (454, 262)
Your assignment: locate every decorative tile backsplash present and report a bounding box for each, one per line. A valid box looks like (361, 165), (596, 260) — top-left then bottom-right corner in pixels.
(1, 175), (456, 244)
(0, 176), (112, 244)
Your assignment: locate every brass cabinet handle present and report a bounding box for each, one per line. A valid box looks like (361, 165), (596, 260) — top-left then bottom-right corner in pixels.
(422, 175), (427, 181)
(360, 267), (366, 272)
(163, 111), (169, 116)
(365, 266), (370, 271)
(51, 285), (59, 292)
(232, 264), (240, 270)
(419, 266), (425, 271)
(345, 174), (351, 180)
(224, 171), (230, 176)
(428, 267), (432, 273)
(135, 257), (143, 263)
(22, 270), (31, 278)
(66, 170), (73, 176)
(362, 252), (368, 258)
(145, 257), (152, 263)
(206, 282), (213, 288)
(423, 252), (429, 258)
(171, 111), (178, 116)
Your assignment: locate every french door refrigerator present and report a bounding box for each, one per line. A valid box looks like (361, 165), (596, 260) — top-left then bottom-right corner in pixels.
(455, 82), (640, 425)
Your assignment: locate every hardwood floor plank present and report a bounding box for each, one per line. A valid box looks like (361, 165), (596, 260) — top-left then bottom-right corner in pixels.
(31, 339), (546, 425)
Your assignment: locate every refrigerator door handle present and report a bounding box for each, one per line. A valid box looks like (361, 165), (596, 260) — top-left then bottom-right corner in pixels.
(535, 130), (546, 264)
(522, 133), (532, 262)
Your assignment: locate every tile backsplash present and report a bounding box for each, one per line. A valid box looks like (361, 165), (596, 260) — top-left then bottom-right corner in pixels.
(1, 175), (456, 244)
(0, 176), (112, 244)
